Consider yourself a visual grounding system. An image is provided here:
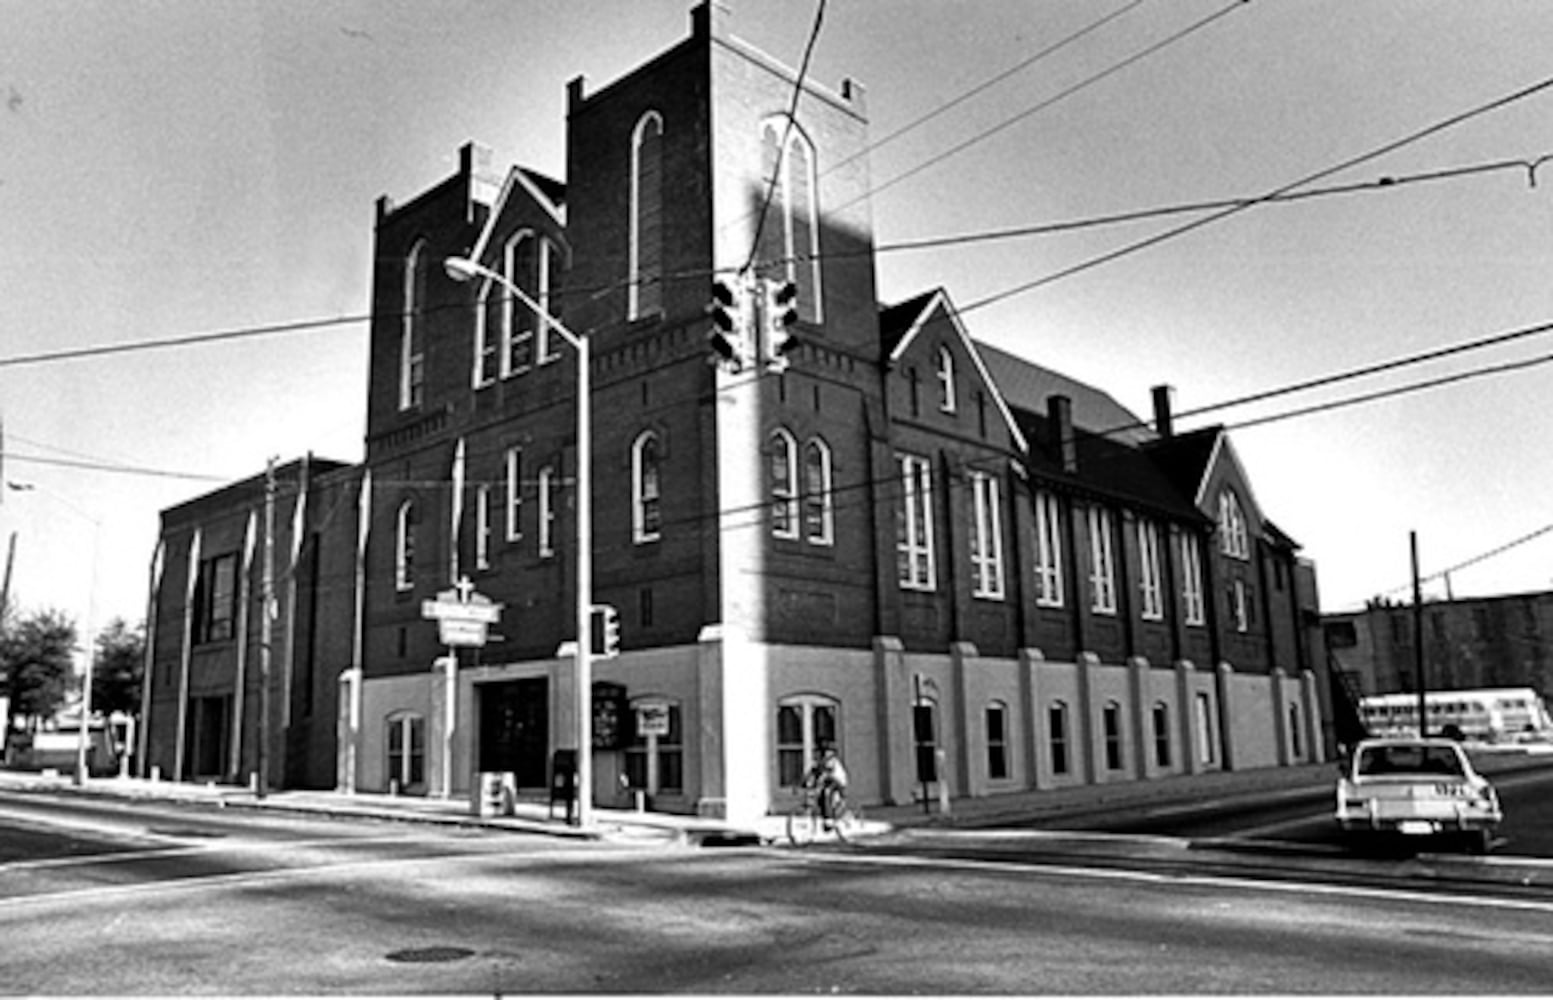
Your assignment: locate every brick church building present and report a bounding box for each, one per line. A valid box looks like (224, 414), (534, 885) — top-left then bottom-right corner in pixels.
(141, 3), (1326, 822)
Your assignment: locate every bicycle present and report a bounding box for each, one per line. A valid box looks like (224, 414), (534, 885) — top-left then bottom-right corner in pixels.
(786, 782), (862, 846)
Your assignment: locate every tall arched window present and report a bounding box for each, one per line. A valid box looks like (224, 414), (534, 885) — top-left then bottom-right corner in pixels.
(502, 232), (535, 376)
(632, 431), (662, 544)
(769, 429), (798, 539)
(756, 119), (822, 322)
(1153, 701), (1172, 768)
(1218, 489), (1249, 559)
(1103, 700), (1124, 771)
(394, 500), (416, 591)
(400, 239), (428, 410)
(628, 111), (664, 321)
(985, 701), (1010, 781)
(1049, 701), (1070, 776)
(802, 437), (833, 545)
(474, 486), (492, 570)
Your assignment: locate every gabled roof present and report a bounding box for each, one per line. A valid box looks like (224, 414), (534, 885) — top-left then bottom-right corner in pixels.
(1143, 426), (1221, 504)
(976, 341), (1155, 447)
(1012, 407), (1207, 522)
(466, 165), (568, 264)
(880, 288), (1027, 453)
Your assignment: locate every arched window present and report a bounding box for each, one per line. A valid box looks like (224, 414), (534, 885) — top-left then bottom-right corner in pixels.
(474, 485), (492, 570)
(394, 500), (416, 591)
(1034, 490), (1064, 608)
(756, 119), (822, 322)
(632, 431), (662, 544)
(985, 701), (1010, 781)
(776, 695), (838, 789)
(1218, 489), (1249, 559)
(1153, 701), (1172, 768)
(936, 345), (956, 413)
(1289, 704), (1303, 759)
(969, 470), (1004, 599)
(400, 239), (428, 410)
(802, 437), (833, 545)
(498, 231), (565, 376)
(1195, 692), (1216, 765)
(1103, 701), (1124, 771)
(769, 429), (798, 539)
(628, 111), (664, 321)
(386, 712), (426, 794)
(1049, 701), (1070, 775)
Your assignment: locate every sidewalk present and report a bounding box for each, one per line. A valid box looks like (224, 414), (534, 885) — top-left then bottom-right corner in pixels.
(0, 760), (1347, 845)
(10, 749), (1544, 846)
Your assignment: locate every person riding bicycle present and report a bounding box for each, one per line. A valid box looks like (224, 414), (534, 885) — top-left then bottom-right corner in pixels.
(801, 743), (849, 822)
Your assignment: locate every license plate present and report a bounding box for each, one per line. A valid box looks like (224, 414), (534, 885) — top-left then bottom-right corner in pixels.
(1397, 820), (1435, 835)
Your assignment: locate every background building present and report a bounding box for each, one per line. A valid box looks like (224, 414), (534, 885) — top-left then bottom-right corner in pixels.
(1325, 591), (1553, 701)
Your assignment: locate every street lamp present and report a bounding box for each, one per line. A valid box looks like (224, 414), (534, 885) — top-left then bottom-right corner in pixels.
(443, 255), (594, 828)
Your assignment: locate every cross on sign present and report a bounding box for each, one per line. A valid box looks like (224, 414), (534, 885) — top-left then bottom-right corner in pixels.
(453, 575), (476, 603)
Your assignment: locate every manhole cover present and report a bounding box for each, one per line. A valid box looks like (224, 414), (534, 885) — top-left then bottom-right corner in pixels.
(385, 946), (476, 964)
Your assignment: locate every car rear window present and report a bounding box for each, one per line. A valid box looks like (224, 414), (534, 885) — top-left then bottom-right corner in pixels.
(1357, 745), (1465, 777)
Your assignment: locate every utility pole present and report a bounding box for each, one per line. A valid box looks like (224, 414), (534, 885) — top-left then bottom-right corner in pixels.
(259, 457), (276, 799)
(0, 531), (15, 621)
(1411, 530), (1427, 737)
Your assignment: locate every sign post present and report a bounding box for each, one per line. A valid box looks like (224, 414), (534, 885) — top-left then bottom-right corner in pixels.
(420, 576), (503, 799)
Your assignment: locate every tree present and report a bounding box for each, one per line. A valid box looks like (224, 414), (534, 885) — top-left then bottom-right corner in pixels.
(92, 618), (145, 718)
(1, 608), (77, 733)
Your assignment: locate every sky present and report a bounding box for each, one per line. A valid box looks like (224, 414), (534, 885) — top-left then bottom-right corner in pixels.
(3, 0), (1552, 640)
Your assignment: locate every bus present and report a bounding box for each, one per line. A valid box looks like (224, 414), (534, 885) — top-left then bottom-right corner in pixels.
(1359, 687), (1553, 742)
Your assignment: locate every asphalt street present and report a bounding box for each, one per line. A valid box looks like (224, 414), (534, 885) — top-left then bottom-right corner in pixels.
(5, 785), (1553, 994)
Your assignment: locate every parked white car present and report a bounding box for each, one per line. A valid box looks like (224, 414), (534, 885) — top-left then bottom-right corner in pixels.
(1335, 737), (1502, 853)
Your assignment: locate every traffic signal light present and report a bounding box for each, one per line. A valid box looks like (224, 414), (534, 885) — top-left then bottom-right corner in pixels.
(707, 277), (751, 371)
(592, 603), (620, 659)
(762, 279), (799, 371)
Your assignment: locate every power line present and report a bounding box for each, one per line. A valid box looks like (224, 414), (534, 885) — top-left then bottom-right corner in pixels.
(848, 0), (1248, 211)
(959, 73), (1553, 318)
(871, 155), (1552, 258)
(1, 149), (1541, 377)
(743, 0), (828, 275)
(0, 313), (370, 370)
(1222, 347), (1553, 433)
(824, 0), (1148, 180)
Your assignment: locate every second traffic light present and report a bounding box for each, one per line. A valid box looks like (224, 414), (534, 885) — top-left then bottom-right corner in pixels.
(707, 276), (753, 371)
(591, 603), (620, 659)
(761, 279), (799, 372)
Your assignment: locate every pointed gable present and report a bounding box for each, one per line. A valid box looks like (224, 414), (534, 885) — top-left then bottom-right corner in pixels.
(466, 165), (568, 265)
(880, 288), (1027, 452)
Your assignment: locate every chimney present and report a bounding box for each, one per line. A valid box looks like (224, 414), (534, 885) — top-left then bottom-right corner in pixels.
(460, 141), (501, 215)
(1152, 384), (1176, 438)
(1048, 395), (1077, 474)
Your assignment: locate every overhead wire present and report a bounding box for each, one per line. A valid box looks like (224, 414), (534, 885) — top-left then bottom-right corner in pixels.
(958, 72), (1553, 318)
(743, 0), (828, 276)
(840, 0), (1249, 213)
